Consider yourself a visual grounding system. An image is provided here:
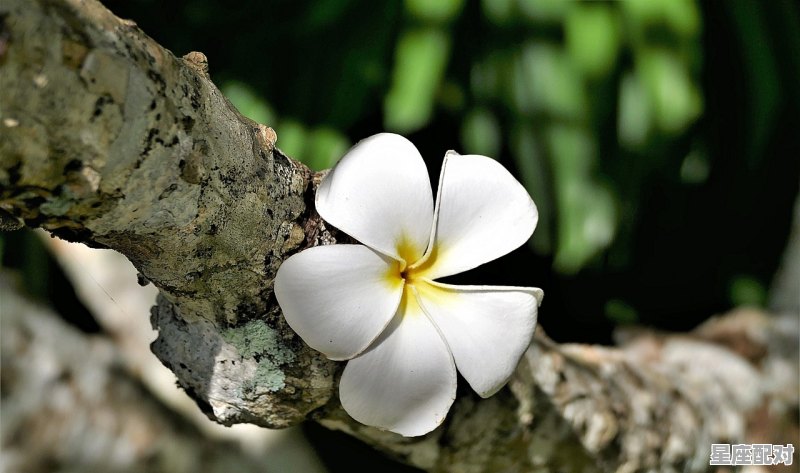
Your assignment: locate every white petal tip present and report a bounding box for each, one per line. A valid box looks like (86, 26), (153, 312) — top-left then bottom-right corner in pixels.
(382, 415), (449, 437)
(339, 312), (457, 438)
(314, 133), (433, 259)
(476, 385), (504, 399)
(532, 288), (544, 305)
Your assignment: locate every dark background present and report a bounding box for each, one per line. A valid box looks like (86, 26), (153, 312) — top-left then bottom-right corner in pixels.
(96, 0), (800, 340)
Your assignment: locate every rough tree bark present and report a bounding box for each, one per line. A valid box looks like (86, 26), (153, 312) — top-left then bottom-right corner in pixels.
(0, 276), (280, 473)
(0, 1), (797, 472)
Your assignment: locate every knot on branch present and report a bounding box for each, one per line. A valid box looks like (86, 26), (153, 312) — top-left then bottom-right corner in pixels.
(255, 124), (277, 154)
(182, 51), (209, 78)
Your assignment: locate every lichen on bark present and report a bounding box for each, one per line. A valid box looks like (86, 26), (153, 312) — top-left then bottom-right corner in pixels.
(0, 0), (336, 428)
(222, 319), (297, 393)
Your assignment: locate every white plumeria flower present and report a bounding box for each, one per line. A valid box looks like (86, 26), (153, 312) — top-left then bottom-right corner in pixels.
(275, 133), (543, 437)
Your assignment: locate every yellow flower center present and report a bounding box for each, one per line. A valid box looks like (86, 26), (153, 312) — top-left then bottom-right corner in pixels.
(383, 235), (444, 318)
(387, 236), (425, 284)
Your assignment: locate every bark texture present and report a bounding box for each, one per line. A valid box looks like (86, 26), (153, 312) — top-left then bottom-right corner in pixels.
(0, 0), (338, 429)
(0, 1), (797, 472)
(0, 276), (281, 473)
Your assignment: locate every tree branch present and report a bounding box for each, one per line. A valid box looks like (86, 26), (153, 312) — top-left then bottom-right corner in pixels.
(1, 1), (797, 471)
(0, 0), (338, 428)
(0, 276), (293, 473)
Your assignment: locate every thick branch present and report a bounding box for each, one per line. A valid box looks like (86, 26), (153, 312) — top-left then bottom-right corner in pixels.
(0, 0), (337, 428)
(317, 311), (798, 472)
(0, 1), (797, 472)
(0, 277), (280, 473)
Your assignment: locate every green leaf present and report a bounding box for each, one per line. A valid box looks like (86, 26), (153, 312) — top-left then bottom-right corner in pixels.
(384, 28), (450, 133)
(729, 275), (767, 307)
(565, 4), (620, 78)
(617, 72), (652, 149)
(405, 0), (464, 23)
(460, 108), (502, 157)
(621, 0), (700, 38)
(547, 125), (616, 274)
(276, 120), (307, 162)
(481, 0), (515, 25)
(304, 128), (351, 171)
(679, 148), (710, 184)
(605, 299), (638, 324)
(221, 81), (276, 126)
(518, 42), (587, 119)
(518, 0), (569, 24)
(511, 125), (553, 254)
(638, 49), (702, 134)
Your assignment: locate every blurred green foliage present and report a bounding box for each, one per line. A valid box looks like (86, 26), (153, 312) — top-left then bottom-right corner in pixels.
(45, 0), (800, 339)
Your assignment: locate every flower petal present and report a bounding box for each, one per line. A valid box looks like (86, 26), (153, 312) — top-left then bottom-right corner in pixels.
(416, 280), (542, 397)
(316, 133), (433, 264)
(416, 152), (537, 279)
(339, 288), (456, 437)
(274, 244), (402, 360)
